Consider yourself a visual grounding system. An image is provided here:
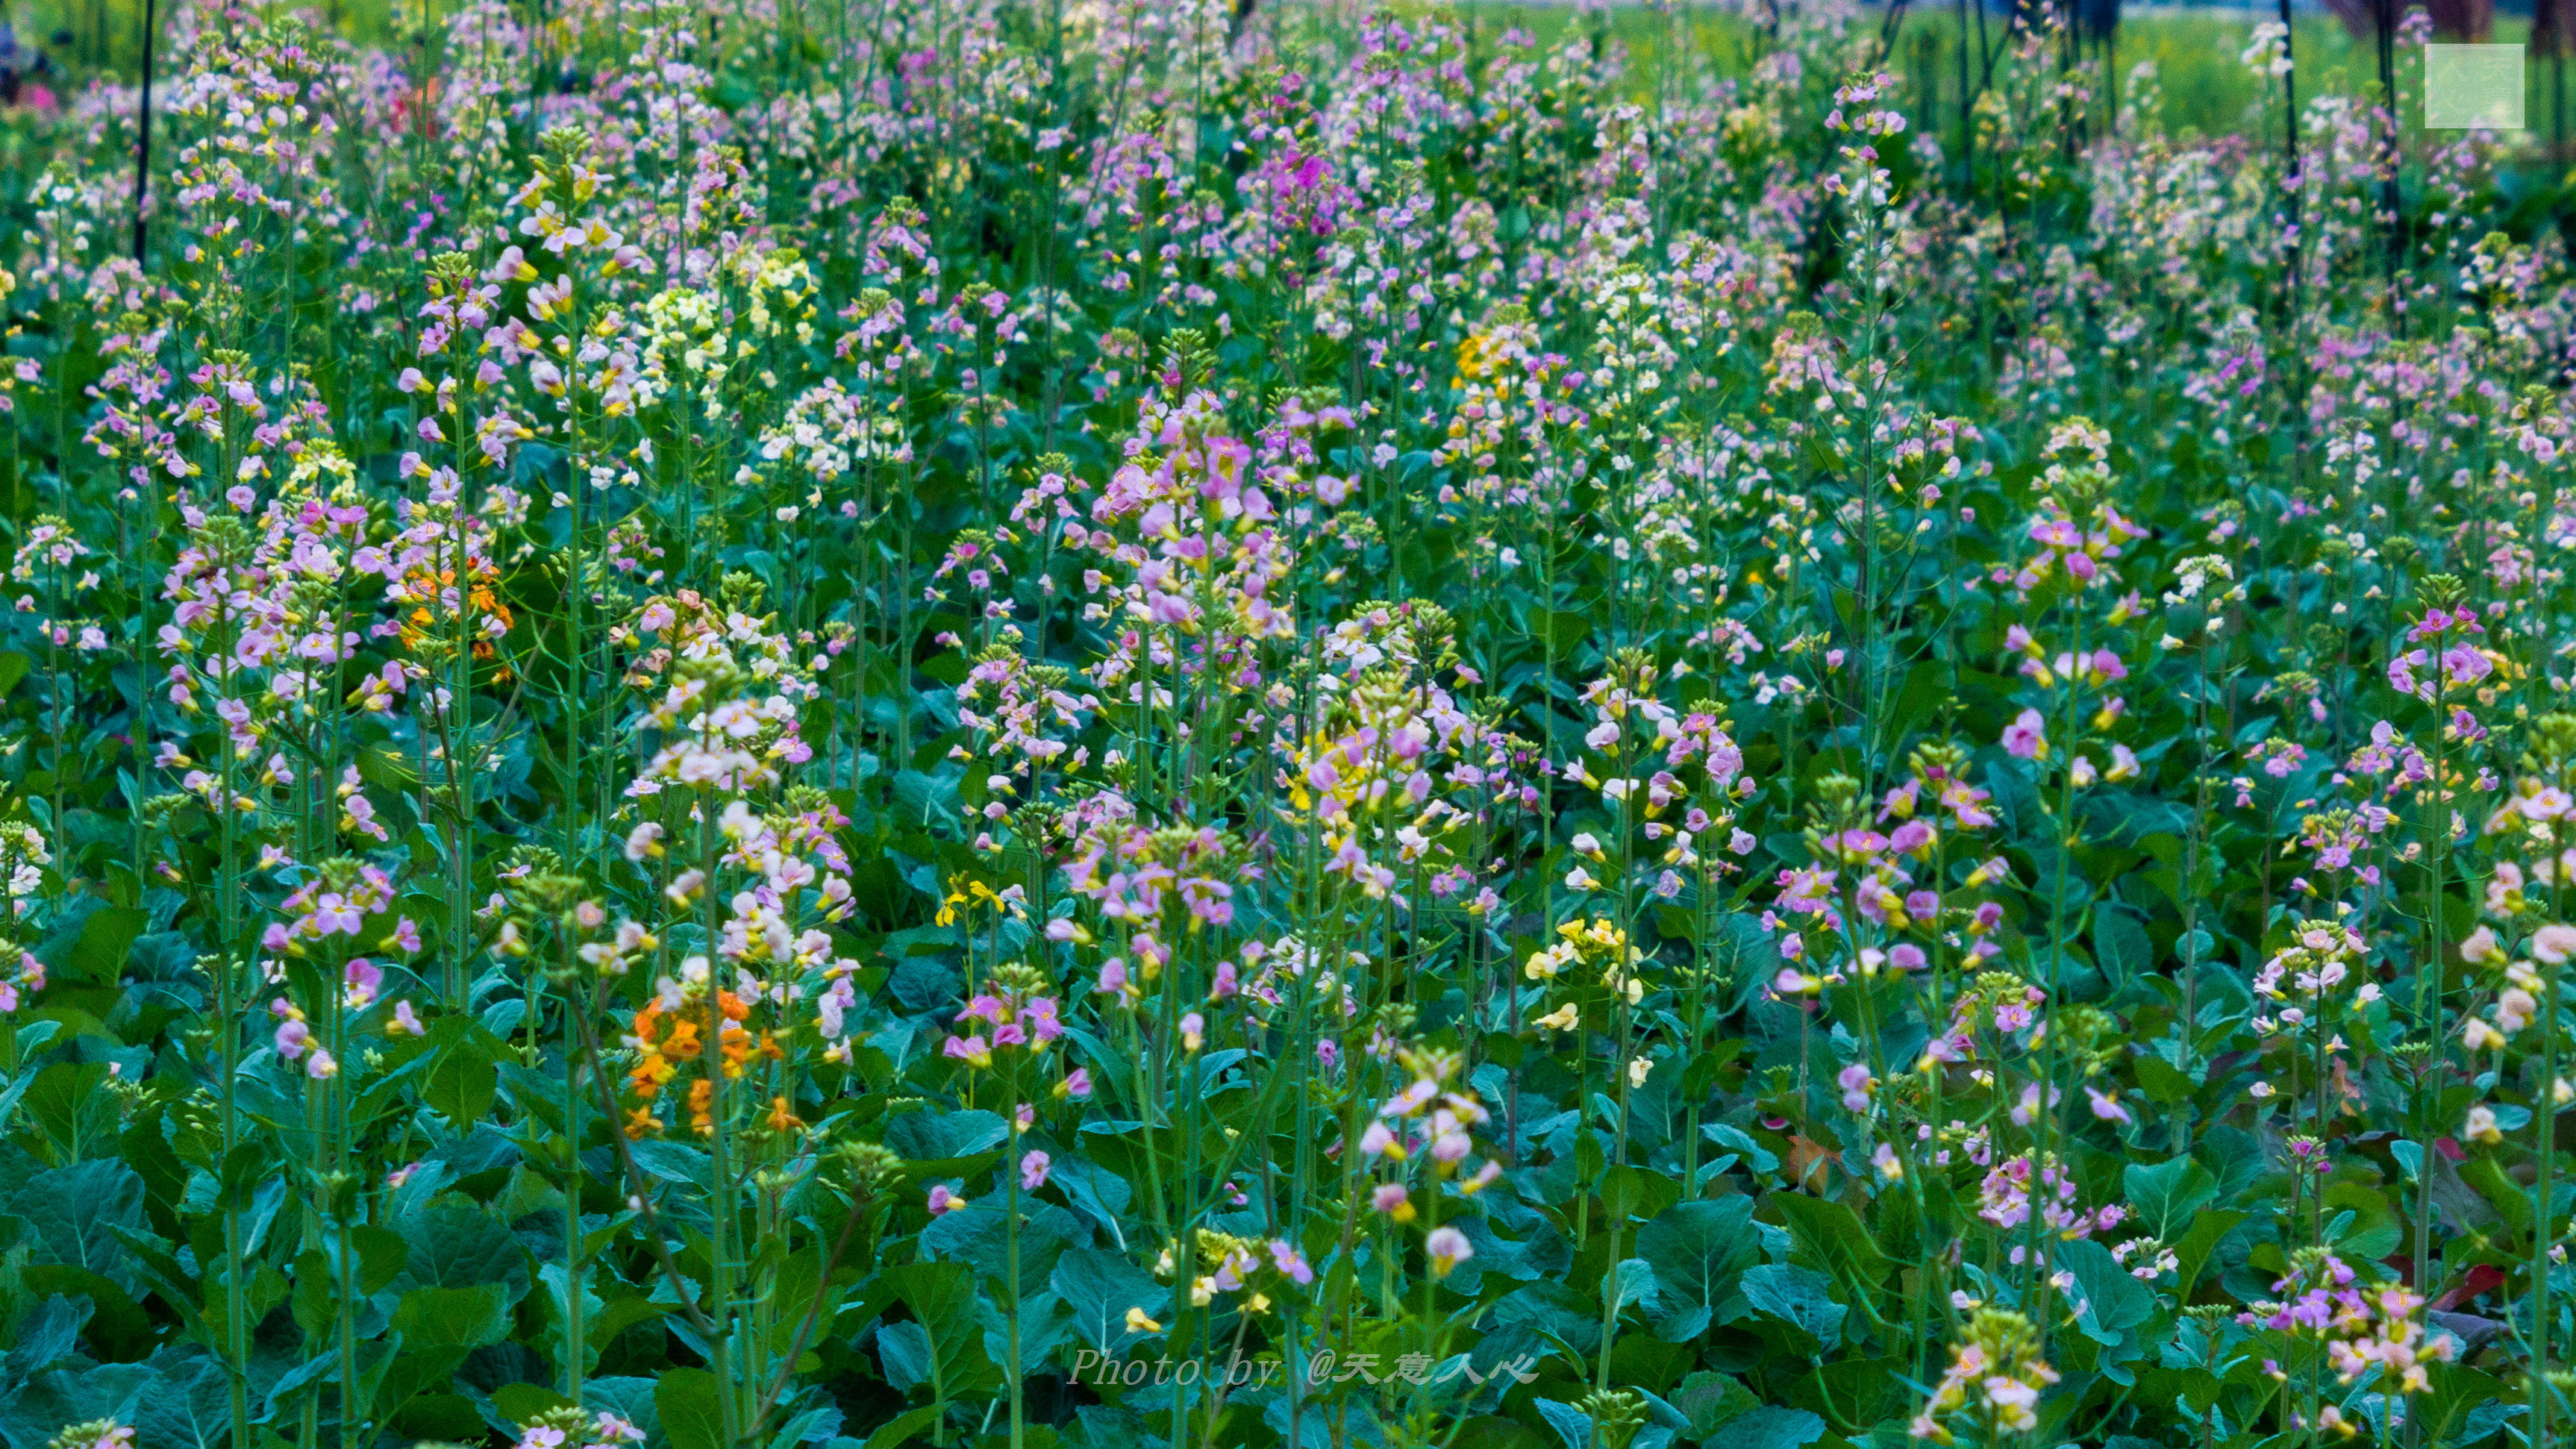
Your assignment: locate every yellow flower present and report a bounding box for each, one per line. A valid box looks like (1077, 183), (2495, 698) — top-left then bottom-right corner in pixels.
(1125, 1306), (1163, 1333)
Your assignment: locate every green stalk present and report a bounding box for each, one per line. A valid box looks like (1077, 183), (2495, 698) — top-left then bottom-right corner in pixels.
(696, 810), (743, 1449)
(2534, 950), (2561, 1449)
(563, 923), (587, 1405)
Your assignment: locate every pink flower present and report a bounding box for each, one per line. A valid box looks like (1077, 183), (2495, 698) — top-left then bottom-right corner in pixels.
(2085, 1086), (2133, 1124)
(927, 1185), (966, 1215)
(1020, 1151), (1051, 1190)
(388, 1001), (425, 1036)
(1270, 1239), (1315, 1284)
(2001, 709), (2048, 760)
(1425, 1227), (1473, 1275)
(1838, 1063), (1875, 1112)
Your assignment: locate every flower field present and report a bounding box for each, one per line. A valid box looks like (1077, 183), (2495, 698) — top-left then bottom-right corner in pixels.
(4, 2), (2576, 1448)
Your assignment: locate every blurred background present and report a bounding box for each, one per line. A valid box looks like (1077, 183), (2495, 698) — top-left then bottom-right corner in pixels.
(2, 0), (2572, 172)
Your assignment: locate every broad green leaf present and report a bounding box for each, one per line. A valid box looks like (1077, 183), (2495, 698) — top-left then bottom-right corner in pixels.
(1737, 1263), (1845, 1353)
(860, 1406), (940, 1449)
(883, 1109), (1009, 1167)
(883, 1261), (1002, 1404)
(390, 1283), (513, 1348)
(8, 1157), (150, 1290)
(2123, 1154), (2218, 1239)
(1634, 1198), (1758, 1342)
(2059, 1239), (2155, 1350)
(1701, 1406), (1825, 1449)
(391, 1195), (531, 1304)
(1049, 1246), (1167, 1354)
(654, 1367), (729, 1449)
(1771, 1191), (1889, 1310)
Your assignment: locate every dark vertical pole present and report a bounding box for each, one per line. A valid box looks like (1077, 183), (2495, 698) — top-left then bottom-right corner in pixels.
(133, 0), (155, 266)
(2533, 0), (2567, 164)
(1956, 0), (1971, 180)
(2375, 0), (2398, 274)
(2278, 0), (2298, 248)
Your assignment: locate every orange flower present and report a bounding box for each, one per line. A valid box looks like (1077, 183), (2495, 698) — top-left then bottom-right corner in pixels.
(765, 1095), (801, 1134)
(398, 563), (516, 679)
(624, 1106), (662, 1139)
(688, 1078), (716, 1136)
(664, 1017), (702, 1060)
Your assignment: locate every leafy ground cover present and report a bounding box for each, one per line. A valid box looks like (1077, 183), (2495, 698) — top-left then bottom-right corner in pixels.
(1, 4), (2575, 1449)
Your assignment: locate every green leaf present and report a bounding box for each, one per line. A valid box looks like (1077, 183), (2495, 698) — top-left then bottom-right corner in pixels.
(1737, 1263), (1845, 1353)
(348, 1224), (410, 1296)
(884, 1261), (1002, 1405)
(2172, 1209), (2248, 1294)
(1634, 1198), (1757, 1342)
(66, 907), (148, 986)
(2460, 1158), (2531, 1231)
(390, 1283), (513, 1348)
(1049, 1246), (1167, 1354)
(1671, 1371), (1758, 1439)
(580, 1378), (663, 1442)
(860, 1406), (942, 1449)
(1701, 1406), (1825, 1449)
(883, 1109), (1008, 1170)
(1598, 1165), (1678, 1223)
(2123, 1154), (2218, 1239)
(1812, 1357), (1907, 1433)
(2059, 1239), (2155, 1350)
(490, 1384), (577, 1432)
(7, 1157), (150, 1291)
(132, 1348), (233, 1449)
(0, 1364), (154, 1449)
(19, 1265), (152, 1361)
(654, 1367), (730, 1449)
(423, 1020), (500, 1124)
(1771, 1192), (1889, 1309)
(1531, 1400), (1591, 1449)
(293, 1248), (340, 1338)
(16, 1063), (120, 1165)
(2132, 1053), (2195, 1105)
(2092, 903), (2154, 985)
(391, 1195), (531, 1304)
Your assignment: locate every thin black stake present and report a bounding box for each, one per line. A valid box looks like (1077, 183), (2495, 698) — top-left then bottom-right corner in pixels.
(133, 0), (157, 265)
